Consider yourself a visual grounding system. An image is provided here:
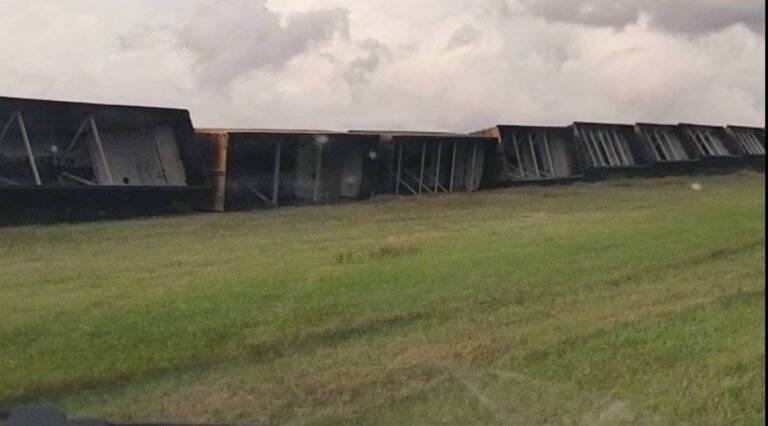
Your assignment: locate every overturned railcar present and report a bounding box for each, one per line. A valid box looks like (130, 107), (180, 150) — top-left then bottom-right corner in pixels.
(474, 125), (582, 185)
(635, 123), (705, 176)
(572, 122), (653, 176)
(197, 130), (381, 211)
(725, 126), (766, 157)
(635, 123), (700, 166)
(0, 96), (208, 222)
(357, 132), (496, 195)
(678, 124), (744, 161)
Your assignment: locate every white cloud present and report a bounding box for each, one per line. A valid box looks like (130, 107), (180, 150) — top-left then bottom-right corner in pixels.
(0, 0), (764, 131)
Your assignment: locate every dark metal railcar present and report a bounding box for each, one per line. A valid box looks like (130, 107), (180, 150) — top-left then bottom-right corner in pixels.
(0, 97), (208, 223)
(196, 130), (381, 212)
(352, 131), (498, 195)
(474, 125), (583, 186)
(571, 122), (655, 178)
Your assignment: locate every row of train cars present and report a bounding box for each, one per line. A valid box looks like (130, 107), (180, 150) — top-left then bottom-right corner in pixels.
(0, 96), (765, 223)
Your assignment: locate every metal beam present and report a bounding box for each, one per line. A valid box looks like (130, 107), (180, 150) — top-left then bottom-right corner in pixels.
(16, 113), (42, 186)
(596, 130), (619, 166)
(498, 144), (514, 180)
(585, 131), (602, 166)
(746, 132), (765, 154)
(0, 112), (16, 153)
(63, 116), (91, 162)
(247, 185), (273, 206)
(434, 142), (442, 193)
(469, 141), (478, 191)
(449, 141), (457, 192)
(606, 130), (624, 166)
(689, 130), (711, 156)
(651, 132), (670, 161)
(404, 170), (435, 194)
(738, 132), (757, 154)
(582, 131), (601, 167)
(512, 133), (525, 179)
(88, 116), (113, 185)
(734, 132), (748, 154)
(396, 143), (403, 195)
(272, 141), (281, 206)
(61, 172), (97, 186)
(527, 133), (540, 178)
(661, 131), (683, 161)
(418, 141), (426, 194)
(393, 171), (418, 195)
(423, 170), (448, 193)
(613, 130), (632, 165)
(591, 130), (611, 166)
(0, 175), (19, 185)
(704, 131), (727, 156)
(542, 132), (556, 176)
(697, 131), (713, 155)
(313, 141), (323, 203)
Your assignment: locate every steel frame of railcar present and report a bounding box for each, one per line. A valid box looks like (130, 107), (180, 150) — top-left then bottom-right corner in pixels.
(475, 125), (584, 186)
(571, 122), (655, 177)
(634, 122), (701, 166)
(2, 94), (765, 225)
(370, 133), (497, 195)
(0, 96), (208, 223)
(725, 126), (766, 157)
(677, 123), (743, 159)
(196, 130), (382, 212)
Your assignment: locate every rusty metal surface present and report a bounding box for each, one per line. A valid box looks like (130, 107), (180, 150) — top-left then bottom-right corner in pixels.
(196, 132), (229, 212)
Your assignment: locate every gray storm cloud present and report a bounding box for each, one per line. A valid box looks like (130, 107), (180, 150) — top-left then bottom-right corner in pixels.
(0, 0), (764, 131)
(522, 0), (766, 34)
(446, 24), (482, 50)
(178, 0), (349, 87)
(344, 39), (391, 85)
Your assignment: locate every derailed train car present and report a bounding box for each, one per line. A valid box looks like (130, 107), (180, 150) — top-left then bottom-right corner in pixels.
(1, 95), (764, 223)
(677, 123), (745, 164)
(725, 125), (766, 170)
(354, 131), (498, 195)
(479, 122), (764, 186)
(725, 125), (766, 157)
(635, 123), (701, 164)
(196, 130), (381, 211)
(195, 130), (498, 212)
(474, 125), (583, 186)
(571, 122), (655, 176)
(0, 97), (208, 222)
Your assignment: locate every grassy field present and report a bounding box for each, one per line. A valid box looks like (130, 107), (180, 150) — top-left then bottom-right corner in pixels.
(0, 172), (765, 425)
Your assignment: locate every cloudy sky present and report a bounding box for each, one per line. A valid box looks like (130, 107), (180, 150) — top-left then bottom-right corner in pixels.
(0, 0), (764, 132)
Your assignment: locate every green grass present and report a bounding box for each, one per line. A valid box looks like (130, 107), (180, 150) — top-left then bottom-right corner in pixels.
(0, 172), (764, 425)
